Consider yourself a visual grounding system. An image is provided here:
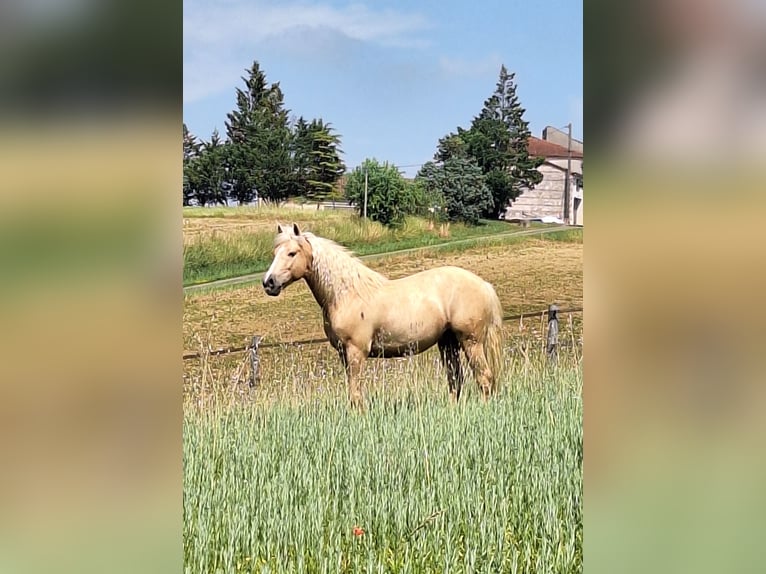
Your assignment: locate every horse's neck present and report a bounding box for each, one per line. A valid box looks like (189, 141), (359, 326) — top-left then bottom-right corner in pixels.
(304, 244), (384, 313)
(304, 275), (332, 310)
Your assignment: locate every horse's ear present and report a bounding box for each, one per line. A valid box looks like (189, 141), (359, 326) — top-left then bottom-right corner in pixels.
(277, 224), (283, 234)
(293, 223), (301, 236)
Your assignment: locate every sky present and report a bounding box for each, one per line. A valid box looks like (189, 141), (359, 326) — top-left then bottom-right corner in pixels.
(184, 0), (582, 177)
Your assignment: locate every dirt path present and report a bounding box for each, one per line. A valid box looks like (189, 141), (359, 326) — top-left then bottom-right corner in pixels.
(183, 225), (579, 294)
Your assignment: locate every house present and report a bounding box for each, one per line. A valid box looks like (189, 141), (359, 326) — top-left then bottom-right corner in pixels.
(502, 127), (583, 226)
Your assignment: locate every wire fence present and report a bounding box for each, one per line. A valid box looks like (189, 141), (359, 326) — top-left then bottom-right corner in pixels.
(182, 305), (583, 361)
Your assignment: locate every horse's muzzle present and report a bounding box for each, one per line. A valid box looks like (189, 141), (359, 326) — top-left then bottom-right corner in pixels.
(262, 275), (281, 296)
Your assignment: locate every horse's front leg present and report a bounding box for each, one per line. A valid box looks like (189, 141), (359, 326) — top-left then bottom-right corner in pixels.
(341, 343), (368, 411)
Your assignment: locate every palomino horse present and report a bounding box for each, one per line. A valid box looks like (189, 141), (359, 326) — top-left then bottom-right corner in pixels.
(262, 224), (504, 408)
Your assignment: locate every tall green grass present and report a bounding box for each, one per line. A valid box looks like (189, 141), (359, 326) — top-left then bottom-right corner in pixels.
(182, 214), (563, 286)
(183, 346), (582, 573)
(184, 231), (274, 286)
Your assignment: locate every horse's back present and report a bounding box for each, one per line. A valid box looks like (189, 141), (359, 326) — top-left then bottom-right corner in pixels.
(384, 265), (497, 327)
(392, 265), (485, 286)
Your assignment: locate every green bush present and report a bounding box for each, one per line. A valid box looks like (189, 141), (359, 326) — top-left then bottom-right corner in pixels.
(344, 159), (416, 228)
(407, 178), (446, 222)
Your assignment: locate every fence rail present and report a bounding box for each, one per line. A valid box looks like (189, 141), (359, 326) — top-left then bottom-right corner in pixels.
(182, 305), (583, 362)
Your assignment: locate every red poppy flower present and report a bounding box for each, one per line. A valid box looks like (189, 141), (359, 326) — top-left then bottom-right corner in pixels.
(352, 526), (365, 537)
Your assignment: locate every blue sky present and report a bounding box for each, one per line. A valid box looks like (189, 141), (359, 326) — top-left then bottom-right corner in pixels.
(184, 0), (582, 177)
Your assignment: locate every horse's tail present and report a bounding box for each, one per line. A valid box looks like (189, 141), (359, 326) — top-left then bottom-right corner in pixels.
(482, 281), (504, 393)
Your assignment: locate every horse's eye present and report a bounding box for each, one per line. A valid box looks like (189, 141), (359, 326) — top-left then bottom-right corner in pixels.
(288, 251), (297, 258)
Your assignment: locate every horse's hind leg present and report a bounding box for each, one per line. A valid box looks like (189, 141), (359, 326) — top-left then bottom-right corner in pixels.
(438, 330), (463, 402)
(461, 338), (494, 401)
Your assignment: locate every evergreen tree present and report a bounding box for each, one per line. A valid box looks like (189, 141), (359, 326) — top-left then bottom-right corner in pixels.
(434, 130), (468, 163)
(290, 118), (346, 201)
(183, 61), (347, 207)
(416, 158), (493, 225)
(304, 119), (345, 201)
(183, 123), (201, 161)
(470, 66), (543, 217)
(256, 82), (292, 202)
(225, 61), (292, 203)
(290, 116), (312, 197)
(182, 123), (202, 206)
(431, 65), (544, 218)
(193, 129), (229, 207)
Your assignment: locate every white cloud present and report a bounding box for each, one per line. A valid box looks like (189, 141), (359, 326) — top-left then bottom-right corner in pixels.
(184, 0), (431, 103)
(438, 53), (502, 79)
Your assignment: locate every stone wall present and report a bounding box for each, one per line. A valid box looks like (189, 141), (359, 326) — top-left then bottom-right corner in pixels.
(503, 164), (566, 220)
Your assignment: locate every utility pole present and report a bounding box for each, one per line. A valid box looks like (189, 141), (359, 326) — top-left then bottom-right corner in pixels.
(363, 167), (368, 219)
(564, 123), (572, 224)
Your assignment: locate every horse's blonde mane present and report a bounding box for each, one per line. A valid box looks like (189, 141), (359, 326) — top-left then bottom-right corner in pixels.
(276, 228), (387, 305)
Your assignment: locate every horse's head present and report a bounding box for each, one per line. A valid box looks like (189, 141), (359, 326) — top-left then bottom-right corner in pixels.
(262, 223), (312, 296)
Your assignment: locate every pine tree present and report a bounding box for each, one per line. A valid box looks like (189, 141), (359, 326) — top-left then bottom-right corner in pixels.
(470, 66), (543, 216)
(290, 116), (312, 197)
(225, 61), (293, 203)
(431, 65), (544, 218)
(434, 130), (469, 163)
(225, 61), (270, 144)
(254, 82), (293, 203)
(182, 123), (202, 206)
(183, 123), (201, 161)
(193, 129), (229, 207)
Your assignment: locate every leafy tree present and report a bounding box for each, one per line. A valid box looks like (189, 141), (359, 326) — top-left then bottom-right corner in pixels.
(344, 159), (413, 228)
(416, 158), (493, 225)
(225, 61), (292, 203)
(182, 123), (202, 206)
(291, 118), (345, 201)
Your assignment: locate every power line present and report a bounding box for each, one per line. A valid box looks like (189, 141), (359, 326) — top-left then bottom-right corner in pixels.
(393, 163), (427, 169)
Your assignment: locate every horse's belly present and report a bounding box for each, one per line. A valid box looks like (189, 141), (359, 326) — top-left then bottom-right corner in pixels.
(366, 292), (447, 357)
(368, 340), (438, 358)
(369, 327), (441, 358)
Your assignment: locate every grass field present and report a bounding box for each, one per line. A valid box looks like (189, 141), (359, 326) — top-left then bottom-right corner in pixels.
(182, 209), (547, 286)
(184, 350), (582, 573)
(183, 208), (583, 573)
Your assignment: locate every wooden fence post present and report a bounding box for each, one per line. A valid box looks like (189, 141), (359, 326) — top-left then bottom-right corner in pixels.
(249, 335), (263, 388)
(546, 305), (559, 360)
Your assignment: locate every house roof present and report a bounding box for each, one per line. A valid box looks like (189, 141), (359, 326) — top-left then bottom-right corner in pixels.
(528, 136), (583, 159)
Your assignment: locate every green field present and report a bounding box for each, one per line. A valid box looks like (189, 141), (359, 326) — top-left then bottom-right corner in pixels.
(182, 211), (547, 286)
